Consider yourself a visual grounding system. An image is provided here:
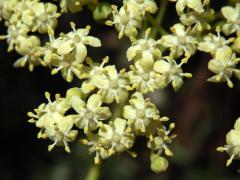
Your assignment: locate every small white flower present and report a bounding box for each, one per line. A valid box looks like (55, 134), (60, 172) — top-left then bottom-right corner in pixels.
(208, 47), (240, 88)
(153, 57), (192, 92)
(160, 23), (197, 58)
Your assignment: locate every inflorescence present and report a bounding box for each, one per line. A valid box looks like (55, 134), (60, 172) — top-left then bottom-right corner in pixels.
(1, 0), (240, 173)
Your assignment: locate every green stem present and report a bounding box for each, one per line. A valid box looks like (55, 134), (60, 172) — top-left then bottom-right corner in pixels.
(85, 165), (100, 180)
(147, 14), (168, 36)
(151, 0), (169, 37)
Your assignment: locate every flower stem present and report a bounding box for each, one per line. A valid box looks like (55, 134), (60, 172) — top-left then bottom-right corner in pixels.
(150, 0), (169, 37)
(85, 165), (100, 180)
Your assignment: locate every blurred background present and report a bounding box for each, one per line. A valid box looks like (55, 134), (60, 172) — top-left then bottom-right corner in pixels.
(0, 0), (240, 179)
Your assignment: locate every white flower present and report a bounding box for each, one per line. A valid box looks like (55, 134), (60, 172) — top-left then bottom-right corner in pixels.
(207, 47), (240, 88)
(198, 30), (234, 56)
(72, 94), (112, 133)
(124, 0), (158, 16)
(99, 118), (135, 155)
(160, 23), (197, 58)
(28, 92), (77, 153)
(123, 92), (160, 134)
(14, 35), (44, 71)
(94, 65), (130, 104)
(217, 117), (240, 166)
(127, 28), (162, 68)
(128, 61), (161, 93)
(221, 3), (240, 36)
(171, 0), (208, 15)
(153, 57), (192, 92)
(106, 5), (142, 40)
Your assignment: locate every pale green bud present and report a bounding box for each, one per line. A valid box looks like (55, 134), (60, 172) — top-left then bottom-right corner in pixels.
(150, 154), (169, 173)
(93, 2), (112, 22)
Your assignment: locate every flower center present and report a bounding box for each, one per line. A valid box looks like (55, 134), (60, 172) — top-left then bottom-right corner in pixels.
(142, 73), (149, 81)
(138, 111), (145, 118)
(121, 15), (129, 25)
(110, 79), (119, 89)
(178, 36), (187, 45)
(112, 133), (121, 142)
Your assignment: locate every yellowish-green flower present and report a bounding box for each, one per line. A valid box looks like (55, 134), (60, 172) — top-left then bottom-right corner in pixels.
(65, 22), (101, 59)
(153, 57), (192, 92)
(160, 23), (197, 58)
(106, 5), (142, 40)
(124, 0), (158, 16)
(207, 47), (240, 88)
(123, 92), (159, 134)
(14, 35), (44, 71)
(66, 87), (86, 104)
(171, 0), (209, 15)
(128, 61), (161, 93)
(44, 23), (101, 82)
(99, 118), (135, 156)
(72, 94), (112, 133)
(22, 2), (60, 33)
(127, 28), (162, 68)
(0, 22), (29, 52)
(81, 133), (110, 164)
(41, 112), (78, 153)
(81, 57), (109, 94)
(28, 92), (77, 153)
(221, 3), (240, 36)
(147, 122), (175, 156)
(179, 8), (214, 31)
(198, 30), (234, 56)
(94, 65), (130, 104)
(217, 117), (240, 166)
(0, 0), (18, 21)
(231, 36), (240, 53)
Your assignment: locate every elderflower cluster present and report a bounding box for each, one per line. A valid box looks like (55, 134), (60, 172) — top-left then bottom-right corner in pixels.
(217, 117), (240, 167)
(0, 0), (60, 71)
(196, 2), (240, 88)
(163, 0), (240, 89)
(28, 88), (175, 172)
(44, 22), (101, 82)
(2, 0), (240, 174)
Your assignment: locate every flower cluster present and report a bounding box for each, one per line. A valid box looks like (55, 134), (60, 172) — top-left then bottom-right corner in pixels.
(28, 92), (77, 153)
(196, 3), (240, 88)
(44, 22), (101, 82)
(164, 1), (240, 88)
(28, 88), (175, 171)
(3, 0), (240, 174)
(0, 0), (60, 71)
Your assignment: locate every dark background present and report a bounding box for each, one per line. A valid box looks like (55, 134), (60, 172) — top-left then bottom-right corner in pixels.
(0, 0), (240, 179)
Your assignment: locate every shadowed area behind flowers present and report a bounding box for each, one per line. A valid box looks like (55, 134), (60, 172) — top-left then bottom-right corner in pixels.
(0, 0), (240, 180)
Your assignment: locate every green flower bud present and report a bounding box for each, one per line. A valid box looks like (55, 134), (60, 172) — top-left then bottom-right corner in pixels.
(93, 2), (112, 22)
(150, 153), (169, 173)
